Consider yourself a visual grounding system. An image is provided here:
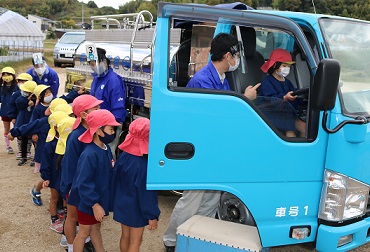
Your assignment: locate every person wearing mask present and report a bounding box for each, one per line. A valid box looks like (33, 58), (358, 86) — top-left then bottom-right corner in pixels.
(259, 48), (306, 137)
(88, 47), (126, 159)
(26, 53), (60, 97)
(0, 67), (18, 154)
(163, 33), (260, 252)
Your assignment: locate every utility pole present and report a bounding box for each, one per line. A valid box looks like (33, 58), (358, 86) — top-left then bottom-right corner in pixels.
(82, 3), (84, 23)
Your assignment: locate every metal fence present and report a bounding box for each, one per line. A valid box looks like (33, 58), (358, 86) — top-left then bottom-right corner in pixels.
(0, 37), (43, 63)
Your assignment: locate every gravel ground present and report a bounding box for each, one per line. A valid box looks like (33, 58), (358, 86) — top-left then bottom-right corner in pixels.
(0, 66), (369, 252)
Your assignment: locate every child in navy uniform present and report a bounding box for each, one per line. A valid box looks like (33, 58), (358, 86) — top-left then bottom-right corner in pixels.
(40, 111), (71, 233)
(16, 80), (37, 165)
(111, 118), (160, 252)
(60, 94), (102, 252)
(7, 73), (32, 158)
(0, 67), (18, 154)
(71, 109), (119, 252)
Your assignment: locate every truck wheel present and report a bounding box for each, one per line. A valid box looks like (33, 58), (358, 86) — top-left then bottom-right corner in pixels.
(217, 192), (256, 226)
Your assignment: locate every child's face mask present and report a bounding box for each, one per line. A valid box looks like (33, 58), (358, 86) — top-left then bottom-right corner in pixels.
(276, 66), (290, 78)
(2, 75), (14, 83)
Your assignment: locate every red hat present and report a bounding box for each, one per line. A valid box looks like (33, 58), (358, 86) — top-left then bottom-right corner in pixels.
(72, 94), (103, 130)
(78, 109), (120, 143)
(118, 117), (149, 156)
(260, 48), (295, 73)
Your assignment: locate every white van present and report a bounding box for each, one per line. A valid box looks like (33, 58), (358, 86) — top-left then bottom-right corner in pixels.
(53, 31), (85, 67)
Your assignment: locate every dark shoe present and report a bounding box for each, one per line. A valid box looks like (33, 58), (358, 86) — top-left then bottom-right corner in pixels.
(83, 240), (95, 252)
(18, 158), (27, 166)
(164, 244), (175, 252)
(30, 161), (35, 167)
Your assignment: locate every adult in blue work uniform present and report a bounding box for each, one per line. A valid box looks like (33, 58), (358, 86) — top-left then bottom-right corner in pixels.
(26, 55), (60, 97)
(88, 47), (126, 159)
(163, 33), (260, 252)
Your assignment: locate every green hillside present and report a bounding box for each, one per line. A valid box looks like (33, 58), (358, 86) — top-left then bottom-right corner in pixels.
(2, 0), (370, 25)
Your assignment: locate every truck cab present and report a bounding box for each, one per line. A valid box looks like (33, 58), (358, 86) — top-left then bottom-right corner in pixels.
(147, 3), (370, 251)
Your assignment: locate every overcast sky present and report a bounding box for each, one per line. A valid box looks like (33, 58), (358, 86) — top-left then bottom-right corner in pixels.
(81, 0), (131, 9)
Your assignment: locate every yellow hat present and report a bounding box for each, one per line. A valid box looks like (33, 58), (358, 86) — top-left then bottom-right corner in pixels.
(54, 104), (73, 116)
(56, 117), (76, 154)
(19, 81), (37, 93)
(2, 67), (15, 75)
(49, 98), (68, 114)
(46, 111), (68, 142)
(17, 73), (32, 81)
(33, 84), (50, 98)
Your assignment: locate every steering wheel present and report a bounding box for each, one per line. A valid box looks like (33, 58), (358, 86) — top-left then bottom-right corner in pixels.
(291, 87), (309, 97)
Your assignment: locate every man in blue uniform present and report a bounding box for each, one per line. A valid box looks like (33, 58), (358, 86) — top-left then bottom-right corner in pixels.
(163, 33), (260, 252)
(26, 54), (60, 97)
(88, 47), (126, 159)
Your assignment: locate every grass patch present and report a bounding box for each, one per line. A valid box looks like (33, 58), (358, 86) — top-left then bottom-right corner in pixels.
(44, 39), (57, 50)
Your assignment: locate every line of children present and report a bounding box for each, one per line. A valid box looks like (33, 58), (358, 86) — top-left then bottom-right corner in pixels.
(0, 67), (18, 154)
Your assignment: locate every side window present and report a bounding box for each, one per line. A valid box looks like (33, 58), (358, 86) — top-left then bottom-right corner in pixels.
(170, 23), (216, 87)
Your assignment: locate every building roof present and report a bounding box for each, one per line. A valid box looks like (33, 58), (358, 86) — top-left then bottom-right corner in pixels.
(0, 7), (43, 38)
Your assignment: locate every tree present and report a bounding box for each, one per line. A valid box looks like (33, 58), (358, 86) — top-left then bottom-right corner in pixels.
(87, 1), (98, 8)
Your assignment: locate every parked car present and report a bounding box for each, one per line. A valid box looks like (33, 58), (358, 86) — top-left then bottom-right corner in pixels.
(53, 31), (85, 67)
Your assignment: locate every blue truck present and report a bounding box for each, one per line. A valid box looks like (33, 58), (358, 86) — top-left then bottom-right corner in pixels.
(146, 2), (370, 252)
(65, 2), (370, 251)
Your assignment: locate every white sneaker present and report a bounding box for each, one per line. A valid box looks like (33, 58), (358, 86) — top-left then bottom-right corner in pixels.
(60, 235), (68, 247)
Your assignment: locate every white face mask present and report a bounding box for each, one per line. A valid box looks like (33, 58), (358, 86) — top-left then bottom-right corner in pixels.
(35, 66), (46, 76)
(276, 66), (290, 78)
(43, 94), (53, 103)
(228, 56), (240, 72)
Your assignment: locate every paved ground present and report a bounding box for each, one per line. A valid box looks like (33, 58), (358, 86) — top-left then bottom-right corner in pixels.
(0, 65), (369, 251)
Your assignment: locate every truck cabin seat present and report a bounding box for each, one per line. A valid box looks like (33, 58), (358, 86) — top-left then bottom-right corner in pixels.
(226, 26), (266, 94)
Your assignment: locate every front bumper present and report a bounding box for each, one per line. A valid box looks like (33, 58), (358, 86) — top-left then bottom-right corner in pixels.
(316, 217), (370, 251)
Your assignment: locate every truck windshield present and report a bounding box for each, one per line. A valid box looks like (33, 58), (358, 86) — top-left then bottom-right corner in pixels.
(59, 34), (85, 44)
(320, 18), (370, 116)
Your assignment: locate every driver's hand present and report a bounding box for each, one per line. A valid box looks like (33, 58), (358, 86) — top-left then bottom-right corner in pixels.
(244, 83), (261, 100)
(284, 91), (296, 101)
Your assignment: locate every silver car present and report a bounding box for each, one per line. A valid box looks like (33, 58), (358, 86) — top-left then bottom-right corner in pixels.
(53, 31), (85, 67)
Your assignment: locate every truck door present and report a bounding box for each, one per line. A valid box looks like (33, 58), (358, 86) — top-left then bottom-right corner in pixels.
(148, 3), (330, 247)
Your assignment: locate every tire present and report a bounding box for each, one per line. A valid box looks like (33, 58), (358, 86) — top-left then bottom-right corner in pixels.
(217, 192), (256, 226)
(54, 61), (61, 67)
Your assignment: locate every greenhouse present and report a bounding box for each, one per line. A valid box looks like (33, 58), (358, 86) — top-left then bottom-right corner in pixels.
(0, 7), (43, 62)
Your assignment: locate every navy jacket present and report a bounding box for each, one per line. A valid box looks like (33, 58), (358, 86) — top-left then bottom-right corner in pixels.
(14, 95), (33, 128)
(60, 124), (86, 202)
(6, 90), (20, 119)
(40, 138), (61, 191)
(0, 84), (19, 117)
(70, 143), (113, 215)
(111, 152), (160, 227)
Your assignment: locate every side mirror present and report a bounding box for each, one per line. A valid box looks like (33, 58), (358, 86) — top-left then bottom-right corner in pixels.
(311, 59), (340, 111)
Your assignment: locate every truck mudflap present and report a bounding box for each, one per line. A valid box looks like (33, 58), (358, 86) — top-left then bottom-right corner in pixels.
(176, 215), (268, 252)
(316, 217), (370, 251)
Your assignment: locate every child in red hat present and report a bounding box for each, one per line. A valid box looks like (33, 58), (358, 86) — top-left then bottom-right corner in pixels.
(70, 109), (119, 252)
(60, 94), (102, 252)
(111, 117), (160, 252)
(259, 48), (306, 137)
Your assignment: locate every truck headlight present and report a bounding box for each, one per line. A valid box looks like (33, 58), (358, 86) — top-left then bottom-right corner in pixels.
(319, 169), (369, 222)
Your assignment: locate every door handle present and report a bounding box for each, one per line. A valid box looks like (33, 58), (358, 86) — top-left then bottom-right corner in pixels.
(165, 142), (194, 160)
